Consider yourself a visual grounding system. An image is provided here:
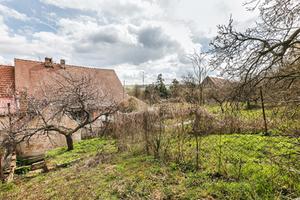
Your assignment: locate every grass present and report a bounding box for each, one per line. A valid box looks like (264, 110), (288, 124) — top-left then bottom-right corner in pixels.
(45, 137), (117, 166)
(0, 104), (299, 199)
(204, 104), (300, 136)
(0, 133), (299, 200)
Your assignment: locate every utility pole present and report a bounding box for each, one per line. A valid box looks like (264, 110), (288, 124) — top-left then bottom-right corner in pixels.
(260, 87), (268, 136)
(142, 71), (145, 88)
(123, 80), (126, 100)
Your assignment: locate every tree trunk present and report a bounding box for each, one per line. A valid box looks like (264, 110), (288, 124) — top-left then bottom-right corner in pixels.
(198, 86), (204, 106)
(6, 150), (16, 183)
(65, 135), (74, 151)
(0, 152), (3, 182)
(5, 104), (16, 182)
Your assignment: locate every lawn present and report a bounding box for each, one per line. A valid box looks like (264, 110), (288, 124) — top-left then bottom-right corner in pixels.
(45, 138), (117, 166)
(0, 134), (299, 200)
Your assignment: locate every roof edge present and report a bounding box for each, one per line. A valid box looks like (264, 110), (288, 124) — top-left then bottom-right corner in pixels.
(0, 64), (14, 68)
(14, 58), (115, 72)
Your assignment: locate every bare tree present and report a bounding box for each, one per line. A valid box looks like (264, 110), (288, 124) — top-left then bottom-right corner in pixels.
(0, 104), (38, 182)
(207, 87), (231, 113)
(187, 51), (211, 105)
(210, 0), (300, 87)
(265, 63), (300, 105)
(203, 78), (236, 112)
(28, 72), (118, 151)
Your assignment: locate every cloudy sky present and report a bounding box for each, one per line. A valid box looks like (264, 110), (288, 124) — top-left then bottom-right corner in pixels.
(0, 0), (257, 84)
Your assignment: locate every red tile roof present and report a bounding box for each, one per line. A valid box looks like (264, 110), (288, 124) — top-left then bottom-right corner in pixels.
(0, 65), (15, 98)
(14, 58), (124, 103)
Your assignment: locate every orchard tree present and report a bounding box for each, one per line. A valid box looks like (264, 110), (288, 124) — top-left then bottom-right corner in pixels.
(187, 51), (211, 105)
(29, 72), (118, 151)
(182, 73), (198, 103)
(210, 0), (300, 87)
(0, 98), (41, 182)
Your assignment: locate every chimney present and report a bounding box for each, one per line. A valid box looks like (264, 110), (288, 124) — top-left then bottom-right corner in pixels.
(44, 57), (53, 68)
(60, 59), (66, 69)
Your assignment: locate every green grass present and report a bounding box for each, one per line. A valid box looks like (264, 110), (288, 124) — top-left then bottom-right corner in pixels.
(45, 137), (117, 166)
(1, 104), (299, 199)
(0, 134), (299, 200)
(203, 104), (300, 136)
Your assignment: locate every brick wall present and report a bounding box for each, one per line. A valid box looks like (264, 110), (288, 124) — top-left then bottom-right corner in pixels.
(0, 65), (16, 115)
(0, 65), (15, 98)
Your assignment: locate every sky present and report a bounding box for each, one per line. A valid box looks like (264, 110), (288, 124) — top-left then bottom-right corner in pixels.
(0, 0), (258, 84)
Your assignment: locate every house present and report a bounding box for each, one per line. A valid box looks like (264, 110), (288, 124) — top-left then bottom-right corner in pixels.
(0, 58), (124, 158)
(0, 65), (17, 115)
(201, 76), (234, 104)
(201, 76), (230, 89)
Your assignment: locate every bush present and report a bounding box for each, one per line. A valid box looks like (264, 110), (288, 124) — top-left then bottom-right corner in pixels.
(119, 96), (147, 113)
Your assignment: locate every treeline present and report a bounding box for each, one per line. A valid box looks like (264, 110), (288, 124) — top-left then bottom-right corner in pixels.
(128, 73), (211, 105)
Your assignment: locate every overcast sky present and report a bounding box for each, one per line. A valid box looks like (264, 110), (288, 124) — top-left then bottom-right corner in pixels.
(0, 0), (257, 84)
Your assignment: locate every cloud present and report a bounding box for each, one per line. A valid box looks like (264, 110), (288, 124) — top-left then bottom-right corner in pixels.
(86, 25), (137, 46)
(114, 54), (191, 84)
(191, 34), (212, 51)
(138, 26), (178, 49)
(41, 0), (163, 21)
(54, 16), (185, 66)
(0, 4), (28, 21)
(0, 16), (29, 55)
(0, 15), (70, 62)
(0, 0), (258, 84)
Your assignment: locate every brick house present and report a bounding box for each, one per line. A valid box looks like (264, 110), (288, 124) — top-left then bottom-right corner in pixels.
(0, 58), (124, 113)
(0, 65), (17, 115)
(0, 58), (124, 158)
